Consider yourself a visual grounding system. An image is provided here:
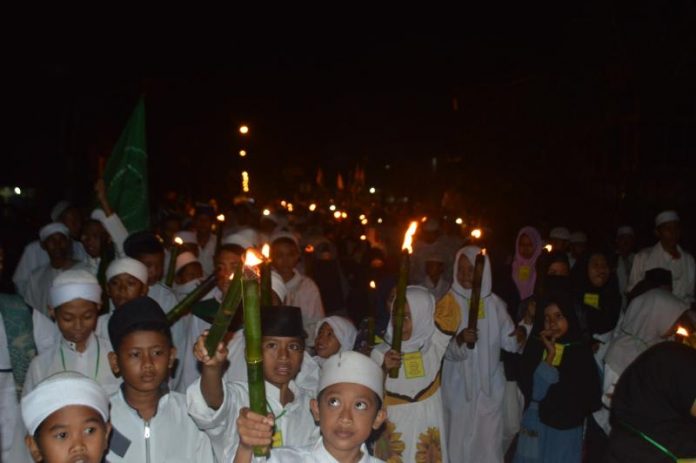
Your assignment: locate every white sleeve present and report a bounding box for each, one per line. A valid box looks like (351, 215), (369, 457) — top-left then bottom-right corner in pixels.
(498, 304), (520, 353)
(444, 337), (469, 362)
(32, 310), (59, 356)
(12, 247), (35, 298)
(94, 210), (129, 257)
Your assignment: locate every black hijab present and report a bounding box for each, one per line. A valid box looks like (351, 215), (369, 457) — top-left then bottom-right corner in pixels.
(519, 278), (601, 429)
(571, 249), (622, 336)
(609, 342), (696, 460)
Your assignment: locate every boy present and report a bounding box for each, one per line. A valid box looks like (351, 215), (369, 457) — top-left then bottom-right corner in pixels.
(106, 296), (214, 462)
(234, 351), (387, 462)
(24, 269), (120, 396)
(173, 251), (204, 298)
(270, 232), (325, 346)
(187, 305), (320, 462)
(21, 371), (111, 463)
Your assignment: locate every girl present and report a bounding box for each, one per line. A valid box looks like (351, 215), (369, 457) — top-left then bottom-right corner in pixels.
(313, 315), (357, 366)
(515, 291), (601, 463)
(372, 285), (456, 463)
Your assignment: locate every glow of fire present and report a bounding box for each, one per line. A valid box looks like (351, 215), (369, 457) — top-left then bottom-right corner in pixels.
(261, 244), (270, 259)
(482, 248), (487, 256)
(309, 203), (317, 212)
(263, 209), (271, 216)
(361, 218), (368, 225)
(402, 221), (418, 254)
(676, 326), (689, 337)
(421, 216), (427, 222)
(287, 203), (294, 212)
(341, 212), (348, 219)
(329, 205), (336, 211)
(217, 214), (225, 222)
(228, 272), (235, 280)
(244, 248), (264, 268)
(544, 244), (553, 252)
(305, 244), (315, 253)
(360, 235), (367, 241)
(241, 171), (250, 193)
(471, 228), (482, 239)
(174, 237), (184, 246)
(280, 200), (287, 207)
(333, 211), (342, 219)
(369, 280), (376, 289)
(456, 218), (463, 225)
(359, 214), (366, 221)
(378, 218), (383, 224)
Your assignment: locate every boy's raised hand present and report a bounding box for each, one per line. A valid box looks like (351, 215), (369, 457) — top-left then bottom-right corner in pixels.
(193, 330), (228, 368)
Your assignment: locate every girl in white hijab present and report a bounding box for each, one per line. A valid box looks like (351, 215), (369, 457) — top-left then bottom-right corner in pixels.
(371, 285), (457, 463)
(313, 316), (357, 366)
(440, 246), (522, 463)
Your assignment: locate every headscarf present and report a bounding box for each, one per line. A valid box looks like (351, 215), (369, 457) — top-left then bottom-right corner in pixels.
(519, 281), (601, 429)
(605, 288), (688, 376)
(511, 226), (542, 300)
(610, 342), (696, 458)
(451, 246), (492, 299)
(315, 316), (358, 352)
(385, 285), (436, 353)
(571, 249), (622, 336)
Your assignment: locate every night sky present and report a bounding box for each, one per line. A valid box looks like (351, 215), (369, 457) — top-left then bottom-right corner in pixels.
(3, 3), (696, 248)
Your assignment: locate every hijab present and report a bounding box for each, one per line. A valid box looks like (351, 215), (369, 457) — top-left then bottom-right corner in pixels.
(385, 285), (436, 353)
(512, 226), (543, 300)
(571, 249), (622, 335)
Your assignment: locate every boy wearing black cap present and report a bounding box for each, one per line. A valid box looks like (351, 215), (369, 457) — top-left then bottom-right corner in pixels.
(106, 296), (214, 462)
(187, 305), (319, 462)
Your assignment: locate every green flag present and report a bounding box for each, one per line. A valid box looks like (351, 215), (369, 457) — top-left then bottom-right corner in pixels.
(103, 98), (150, 233)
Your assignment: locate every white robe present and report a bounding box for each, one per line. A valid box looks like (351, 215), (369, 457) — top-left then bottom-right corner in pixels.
(284, 271), (325, 347)
(23, 332), (121, 397)
(12, 240), (87, 297)
(255, 438), (385, 463)
(187, 378), (319, 463)
(107, 388), (214, 463)
(615, 253), (634, 310)
(628, 242), (695, 304)
(422, 275), (450, 302)
(198, 235), (217, 277)
(0, 313), (20, 463)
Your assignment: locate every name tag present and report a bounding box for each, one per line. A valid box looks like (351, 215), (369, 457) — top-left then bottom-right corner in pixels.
(541, 343), (565, 366)
(518, 266), (531, 281)
(584, 293), (600, 309)
(478, 299), (485, 319)
(272, 430), (283, 448)
(402, 351), (426, 379)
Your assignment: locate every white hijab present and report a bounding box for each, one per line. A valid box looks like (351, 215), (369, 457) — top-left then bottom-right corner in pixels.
(605, 288), (688, 375)
(385, 285), (436, 353)
(315, 316), (358, 353)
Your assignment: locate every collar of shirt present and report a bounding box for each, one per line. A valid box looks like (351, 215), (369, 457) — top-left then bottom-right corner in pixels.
(118, 383), (171, 421)
(264, 379), (305, 415)
(284, 270), (303, 291)
(311, 438), (371, 462)
(61, 331), (97, 354)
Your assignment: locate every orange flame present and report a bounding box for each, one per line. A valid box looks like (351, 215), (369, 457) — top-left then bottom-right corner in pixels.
(544, 244), (553, 253)
(471, 228), (482, 239)
(261, 244), (270, 259)
(402, 221), (418, 254)
(482, 248), (487, 256)
(244, 248), (264, 268)
(216, 214), (225, 222)
(305, 244), (315, 254)
(676, 326), (690, 337)
(369, 280), (377, 289)
(174, 237), (184, 246)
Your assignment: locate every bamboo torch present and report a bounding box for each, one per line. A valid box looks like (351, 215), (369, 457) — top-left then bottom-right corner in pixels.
(367, 280), (377, 349)
(165, 237), (183, 287)
(204, 261), (243, 358)
(166, 274), (217, 325)
(260, 244), (272, 307)
(459, 249), (486, 349)
(241, 248), (268, 457)
(389, 221), (418, 378)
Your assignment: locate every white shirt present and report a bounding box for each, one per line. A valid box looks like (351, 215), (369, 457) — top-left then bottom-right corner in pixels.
(254, 438), (385, 463)
(0, 313), (20, 463)
(107, 388), (214, 463)
(198, 235), (217, 277)
(12, 239), (87, 297)
(284, 271), (325, 347)
(187, 378), (319, 463)
(628, 242), (695, 303)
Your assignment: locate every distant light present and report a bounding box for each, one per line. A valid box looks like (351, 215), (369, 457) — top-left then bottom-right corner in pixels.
(13, 187), (21, 195)
(544, 244), (553, 253)
(369, 280), (377, 289)
(239, 150), (247, 157)
(287, 203), (294, 212)
(217, 214), (225, 222)
(456, 218), (463, 225)
(359, 214), (366, 221)
(361, 218), (368, 225)
(305, 244), (315, 253)
(263, 209), (271, 216)
(280, 200), (287, 207)
(239, 125), (249, 134)
(341, 212), (348, 219)
(309, 203), (317, 212)
(421, 216), (427, 222)
(369, 187), (376, 194)
(333, 211), (341, 219)
(471, 228), (482, 239)
(241, 171), (250, 193)
(329, 205), (336, 212)
(378, 218), (383, 224)
(360, 235), (367, 241)
(174, 237), (184, 246)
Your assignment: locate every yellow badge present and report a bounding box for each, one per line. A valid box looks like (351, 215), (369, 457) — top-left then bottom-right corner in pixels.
(272, 430), (283, 448)
(584, 293), (600, 309)
(541, 343), (565, 366)
(402, 351), (426, 379)
(676, 459), (696, 463)
(518, 265), (531, 281)
(478, 299), (485, 319)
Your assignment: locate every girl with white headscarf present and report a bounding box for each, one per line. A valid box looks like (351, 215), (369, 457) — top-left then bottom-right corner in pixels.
(371, 285), (458, 463)
(440, 246), (522, 463)
(313, 316), (357, 366)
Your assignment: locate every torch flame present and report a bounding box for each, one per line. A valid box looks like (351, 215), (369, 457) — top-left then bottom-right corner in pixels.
(217, 214), (225, 222)
(309, 203), (317, 212)
(369, 280), (376, 289)
(244, 248), (264, 268)
(544, 244), (553, 252)
(305, 244), (315, 254)
(261, 244), (270, 259)
(482, 248), (487, 256)
(228, 272), (235, 280)
(421, 216), (428, 222)
(471, 228), (482, 239)
(174, 237), (184, 246)
(676, 326), (689, 337)
(402, 221), (418, 254)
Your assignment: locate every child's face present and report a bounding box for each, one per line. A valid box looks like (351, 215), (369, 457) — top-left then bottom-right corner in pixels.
(456, 255), (474, 289)
(657, 221), (681, 248)
(315, 323), (341, 359)
(544, 304), (569, 339)
(261, 336), (304, 388)
(391, 303), (413, 341)
(50, 299), (99, 348)
(547, 261), (569, 276)
(587, 254), (609, 288)
(425, 261), (444, 282)
(310, 383), (386, 460)
(215, 250), (241, 291)
(518, 233), (535, 259)
(175, 262), (204, 285)
(80, 222), (106, 259)
(27, 405), (111, 463)
(271, 242), (299, 277)
(107, 274), (148, 309)
(108, 330), (175, 394)
(137, 252), (164, 286)
(43, 234), (72, 263)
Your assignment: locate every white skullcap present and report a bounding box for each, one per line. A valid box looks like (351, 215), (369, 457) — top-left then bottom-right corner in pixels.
(549, 227), (570, 241)
(49, 269), (101, 308)
(617, 226), (634, 238)
(271, 271), (287, 303)
(106, 257), (148, 285)
(174, 231), (198, 245)
(315, 316), (358, 352)
(175, 252), (200, 274)
(222, 232), (255, 250)
(39, 222), (71, 242)
(569, 231), (587, 244)
(270, 231), (299, 247)
(319, 351), (384, 398)
(21, 371), (109, 436)
(90, 208), (106, 221)
(237, 228), (261, 247)
(50, 200), (72, 222)
(655, 210), (679, 227)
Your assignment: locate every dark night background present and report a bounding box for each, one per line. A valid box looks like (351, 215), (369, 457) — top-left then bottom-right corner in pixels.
(2, 3), (695, 273)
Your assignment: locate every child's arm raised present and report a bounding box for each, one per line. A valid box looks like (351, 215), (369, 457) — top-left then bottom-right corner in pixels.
(193, 330), (229, 410)
(233, 408), (274, 463)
